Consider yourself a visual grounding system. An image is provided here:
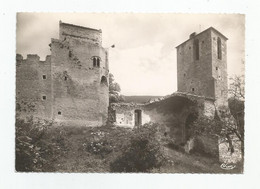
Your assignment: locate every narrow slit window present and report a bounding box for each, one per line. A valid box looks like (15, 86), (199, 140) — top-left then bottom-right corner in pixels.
(217, 37), (222, 60)
(93, 57), (97, 67)
(194, 39), (199, 60)
(97, 58), (100, 67)
(191, 88), (195, 92)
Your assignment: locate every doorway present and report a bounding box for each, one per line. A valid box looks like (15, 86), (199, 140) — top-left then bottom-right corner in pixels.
(184, 113), (198, 142)
(134, 109), (142, 126)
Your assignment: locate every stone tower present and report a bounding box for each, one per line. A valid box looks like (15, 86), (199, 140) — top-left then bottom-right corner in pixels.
(50, 21), (109, 126)
(176, 27), (228, 107)
(16, 21), (109, 126)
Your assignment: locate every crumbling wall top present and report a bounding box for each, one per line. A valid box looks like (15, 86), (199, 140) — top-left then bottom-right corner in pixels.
(16, 54), (51, 66)
(59, 21), (102, 45)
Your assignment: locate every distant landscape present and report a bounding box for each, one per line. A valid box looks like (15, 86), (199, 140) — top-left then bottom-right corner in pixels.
(123, 96), (163, 103)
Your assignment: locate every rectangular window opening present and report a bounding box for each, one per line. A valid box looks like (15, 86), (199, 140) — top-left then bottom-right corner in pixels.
(43, 75), (46, 79)
(42, 96), (46, 100)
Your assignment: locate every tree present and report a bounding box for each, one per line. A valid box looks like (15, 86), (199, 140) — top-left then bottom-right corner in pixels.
(228, 75), (245, 158)
(229, 75), (245, 101)
(190, 75), (245, 159)
(109, 73), (125, 103)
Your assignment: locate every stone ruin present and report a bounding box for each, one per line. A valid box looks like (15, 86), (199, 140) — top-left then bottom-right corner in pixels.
(16, 22), (241, 162)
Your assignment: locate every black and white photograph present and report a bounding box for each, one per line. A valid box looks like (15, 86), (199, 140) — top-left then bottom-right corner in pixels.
(15, 13), (245, 173)
(2, 1), (260, 187)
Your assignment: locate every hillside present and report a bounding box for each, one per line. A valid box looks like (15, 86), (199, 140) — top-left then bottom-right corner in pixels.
(15, 120), (242, 173)
(123, 95), (163, 104)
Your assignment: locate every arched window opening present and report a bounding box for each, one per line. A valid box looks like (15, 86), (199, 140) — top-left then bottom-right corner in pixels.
(217, 37), (222, 60)
(194, 39), (199, 60)
(92, 56), (101, 67)
(93, 57), (97, 67)
(101, 76), (108, 86)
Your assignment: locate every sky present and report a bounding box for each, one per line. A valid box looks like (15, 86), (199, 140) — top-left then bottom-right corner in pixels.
(16, 13), (245, 96)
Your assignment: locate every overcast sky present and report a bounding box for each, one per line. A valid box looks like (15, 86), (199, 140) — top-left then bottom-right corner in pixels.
(16, 13), (245, 96)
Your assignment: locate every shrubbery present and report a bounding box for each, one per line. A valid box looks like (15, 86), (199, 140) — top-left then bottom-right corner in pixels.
(80, 130), (114, 158)
(16, 118), (168, 173)
(15, 117), (70, 172)
(110, 123), (167, 172)
(15, 117), (51, 172)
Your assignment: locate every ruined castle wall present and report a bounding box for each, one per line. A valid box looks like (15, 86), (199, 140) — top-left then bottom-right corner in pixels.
(16, 54), (52, 119)
(111, 104), (150, 128)
(111, 95), (216, 144)
(144, 96), (200, 144)
(111, 101), (187, 144)
(177, 30), (215, 98)
(51, 24), (109, 126)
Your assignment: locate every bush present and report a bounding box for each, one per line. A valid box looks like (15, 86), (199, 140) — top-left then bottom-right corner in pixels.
(15, 117), (51, 172)
(110, 123), (166, 172)
(80, 130), (114, 158)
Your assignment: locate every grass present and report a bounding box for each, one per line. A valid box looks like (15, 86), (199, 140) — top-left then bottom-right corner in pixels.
(36, 125), (133, 172)
(16, 122), (243, 173)
(155, 147), (243, 173)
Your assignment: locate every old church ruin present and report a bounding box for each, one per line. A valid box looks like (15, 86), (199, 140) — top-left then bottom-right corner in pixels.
(16, 21), (109, 126)
(110, 27), (229, 156)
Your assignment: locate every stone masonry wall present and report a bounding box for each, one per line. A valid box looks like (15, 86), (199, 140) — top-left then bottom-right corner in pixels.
(211, 30), (228, 107)
(51, 22), (109, 126)
(177, 29), (214, 98)
(16, 54), (52, 119)
(16, 22), (109, 127)
(177, 27), (228, 107)
(111, 94), (216, 145)
(59, 22), (102, 45)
